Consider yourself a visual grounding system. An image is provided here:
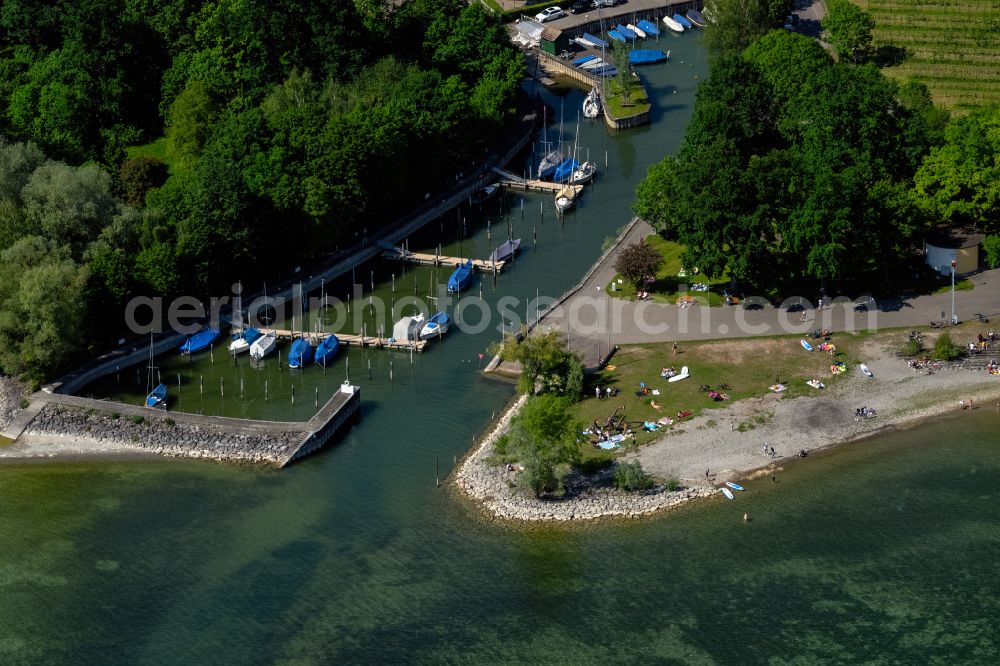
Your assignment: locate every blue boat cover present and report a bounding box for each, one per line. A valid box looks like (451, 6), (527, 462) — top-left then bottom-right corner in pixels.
(315, 334), (340, 367)
(572, 54), (597, 66)
(180, 327), (221, 354)
(288, 338), (313, 368)
(581, 32), (609, 48)
(447, 260), (474, 293)
(607, 29), (624, 43)
(629, 49), (667, 65)
(674, 13), (692, 28)
(553, 158), (580, 184)
(636, 19), (660, 36)
(615, 24), (637, 40)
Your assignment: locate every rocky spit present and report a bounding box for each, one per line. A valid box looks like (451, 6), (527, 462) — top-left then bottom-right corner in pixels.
(454, 395), (715, 522)
(0, 375), (26, 432)
(22, 403), (302, 465)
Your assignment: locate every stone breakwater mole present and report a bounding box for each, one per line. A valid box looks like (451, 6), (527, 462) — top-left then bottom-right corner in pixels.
(25, 404), (302, 465)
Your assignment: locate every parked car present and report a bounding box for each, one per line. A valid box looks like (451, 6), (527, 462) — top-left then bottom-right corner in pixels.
(592, 0), (626, 7)
(569, 0), (590, 13)
(535, 6), (566, 22)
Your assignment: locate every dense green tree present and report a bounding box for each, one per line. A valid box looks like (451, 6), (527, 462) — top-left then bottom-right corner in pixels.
(20, 161), (119, 258)
(636, 49), (930, 290)
(912, 105), (1000, 233)
(165, 80), (218, 167)
(703, 0), (793, 58)
(743, 30), (832, 105)
(503, 394), (581, 497)
(117, 156), (169, 208)
(822, 0), (875, 62)
(0, 140), (47, 201)
(501, 330), (584, 397)
(0, 236), (89, 378)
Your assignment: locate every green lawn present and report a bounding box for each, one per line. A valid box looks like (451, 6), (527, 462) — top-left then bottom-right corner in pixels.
(604, 77), (651, 120)
(126, 137), (175, 173)
(569, 329), (884, 463)
(607, 235), (730, 306)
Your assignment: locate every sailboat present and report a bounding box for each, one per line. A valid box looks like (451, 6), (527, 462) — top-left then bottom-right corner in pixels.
(447, 259), (474, 293)
(571, 161), (597, 184)
(228, 282), (261, 354)
(144, 334), (167, 409)
(489, 238), (521, 263)
(314, 334), (340, 368)
(553, 157), (580, 184)
(287, 283), (312, 369)
(249, 283), (277, 360)
(583, 88), (602, 119)
(179, 326), (221, 355)
(537, 105), (562, 180)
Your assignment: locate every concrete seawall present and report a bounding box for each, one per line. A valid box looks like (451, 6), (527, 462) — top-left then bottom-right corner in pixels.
(12, 383), (360, 467)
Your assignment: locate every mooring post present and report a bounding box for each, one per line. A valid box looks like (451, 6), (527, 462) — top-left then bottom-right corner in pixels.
(389, 360), (394, 381)
(436, 457), (440, 488)
(240, 377), (244, 399)
(315, 387), (318, 409)
(346, 356), (350, 383)
(220, 377), (224, 398)
(367, 357), (371, 379)
(200, 375), (203, 395)
(265, 380), (268, 401)
(210, 349), (214, 364)
(291, 385), (295, 405)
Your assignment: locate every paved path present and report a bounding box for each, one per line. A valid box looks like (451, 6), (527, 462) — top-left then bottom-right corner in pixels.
(535, 222), (1000, 368)
(1, 400), (45, 442)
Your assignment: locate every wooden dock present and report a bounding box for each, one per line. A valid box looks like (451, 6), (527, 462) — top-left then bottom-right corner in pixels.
(269, 330), (428, 352)
(381, 250), (505, 273)
(491, 167), (582, 194)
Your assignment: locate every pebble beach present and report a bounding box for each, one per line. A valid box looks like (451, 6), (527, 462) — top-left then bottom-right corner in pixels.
(455, 336), (1000, 522)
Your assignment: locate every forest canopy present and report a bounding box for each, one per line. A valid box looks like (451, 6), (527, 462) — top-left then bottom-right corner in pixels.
(0, 0), (524, 379)
(633, 29), (975, 293)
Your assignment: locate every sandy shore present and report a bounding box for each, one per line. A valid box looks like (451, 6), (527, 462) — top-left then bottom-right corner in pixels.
(456, 336), (1000, 522)
(0, 432), (154, 462)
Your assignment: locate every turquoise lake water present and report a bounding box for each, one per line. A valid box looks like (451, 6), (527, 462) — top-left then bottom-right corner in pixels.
(3, 32), (998, 664)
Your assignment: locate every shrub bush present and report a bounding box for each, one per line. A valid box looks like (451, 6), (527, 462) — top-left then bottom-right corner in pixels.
(902, 338), (924, 357)
(613, 461), (654, 492)
(131, 415), (145, 425)
(665, 477), (681, 492)
(933, 332), (962, 361)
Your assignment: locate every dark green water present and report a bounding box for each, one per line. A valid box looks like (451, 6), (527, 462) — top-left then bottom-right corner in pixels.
(5, 34), (998, 664)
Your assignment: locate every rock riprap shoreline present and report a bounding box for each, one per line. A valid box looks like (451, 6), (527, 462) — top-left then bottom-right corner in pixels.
(7, 403), (302, 464)
(0, 376), (26, 432)
(455, 395), (715, 522)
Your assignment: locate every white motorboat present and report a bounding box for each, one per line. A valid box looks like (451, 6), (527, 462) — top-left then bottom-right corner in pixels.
(663, 15), (685, 32)
(419, 312), (451, 340)
(249, 330), (276, 360)
(627, 23), (647, 39)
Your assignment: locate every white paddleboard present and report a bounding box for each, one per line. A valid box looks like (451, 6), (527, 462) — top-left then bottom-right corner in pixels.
(800, 339), (813, 352)
(668, 365), (689, 383)
(720, 487), (735, 500)
(725, 481), (744, 491)
(861, 364), (873, 378)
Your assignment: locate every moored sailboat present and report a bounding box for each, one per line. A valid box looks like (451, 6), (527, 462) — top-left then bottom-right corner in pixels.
(314, 334), (340, 368)
(447, 259), (474, 293)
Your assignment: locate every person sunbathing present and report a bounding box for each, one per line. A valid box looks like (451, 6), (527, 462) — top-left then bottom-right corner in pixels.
(650, 400), (662, 411)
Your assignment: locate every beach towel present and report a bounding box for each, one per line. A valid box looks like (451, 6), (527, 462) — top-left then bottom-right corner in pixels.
(597, 441), (620, 450)
(769, 384), (786, 392)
